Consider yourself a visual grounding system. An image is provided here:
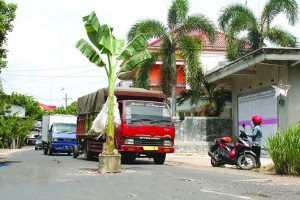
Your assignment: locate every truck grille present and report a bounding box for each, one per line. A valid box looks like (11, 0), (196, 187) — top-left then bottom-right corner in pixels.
(134, 138), (164, 146)
(56, 138), (76, 142)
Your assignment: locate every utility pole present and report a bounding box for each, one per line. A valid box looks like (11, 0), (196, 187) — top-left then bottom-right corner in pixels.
(63, 93), (71, 108)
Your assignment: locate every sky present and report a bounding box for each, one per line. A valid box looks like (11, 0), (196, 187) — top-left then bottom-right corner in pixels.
(2, 0), (300, 107)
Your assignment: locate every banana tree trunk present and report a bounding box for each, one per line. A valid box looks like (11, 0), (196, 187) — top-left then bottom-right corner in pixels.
(105, 79), (115, 154)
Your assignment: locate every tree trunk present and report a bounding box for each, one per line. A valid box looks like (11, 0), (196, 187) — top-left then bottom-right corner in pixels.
(105, 79), (115, 154)
(171, 52), (177, 117)
(12, 138), (16, 149)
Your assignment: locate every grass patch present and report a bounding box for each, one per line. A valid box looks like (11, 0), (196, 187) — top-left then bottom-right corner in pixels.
(267, 124), (300, 176)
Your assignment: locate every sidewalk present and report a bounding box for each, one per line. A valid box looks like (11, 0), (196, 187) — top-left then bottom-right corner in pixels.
(166, 153), (273, 168)
(0, 147), (32, 161)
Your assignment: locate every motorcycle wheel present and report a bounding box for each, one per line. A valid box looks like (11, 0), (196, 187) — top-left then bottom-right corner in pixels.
(210, 151), (222, 167)
(211, 158), (221, 167)
(237, 154), (256, 170)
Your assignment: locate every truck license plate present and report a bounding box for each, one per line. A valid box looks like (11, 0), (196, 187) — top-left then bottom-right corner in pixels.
(143, 146), (158, 151)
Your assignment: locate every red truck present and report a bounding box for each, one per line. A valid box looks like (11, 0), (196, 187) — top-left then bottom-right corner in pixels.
(74, 87), (175, 164)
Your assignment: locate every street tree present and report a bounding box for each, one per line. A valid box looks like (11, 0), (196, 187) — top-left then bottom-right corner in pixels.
(9, 93), (44, 119)
(0, 0), (17, 70)
(75, 11), (151, 171)
(50, 101), (77, 115)
(219, 0), (299, 61)
(0, 93), (40, 148)
(127, 0), (216, 116)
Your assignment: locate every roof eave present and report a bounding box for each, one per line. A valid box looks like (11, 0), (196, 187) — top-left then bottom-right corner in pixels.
(205, 47), (300, 83)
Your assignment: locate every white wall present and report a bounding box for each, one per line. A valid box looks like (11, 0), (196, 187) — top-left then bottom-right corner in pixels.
(200, 51), (226, 73)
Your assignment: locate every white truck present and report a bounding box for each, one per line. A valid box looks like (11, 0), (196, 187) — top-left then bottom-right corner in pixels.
(41, 114), (77, 155)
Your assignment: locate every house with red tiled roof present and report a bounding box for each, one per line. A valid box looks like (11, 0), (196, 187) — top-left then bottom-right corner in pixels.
(118, 31), (228, 116)
(38, 103), (56, 111)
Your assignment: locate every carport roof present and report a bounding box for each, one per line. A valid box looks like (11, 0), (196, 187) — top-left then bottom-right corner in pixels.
(205, 48), (300, 83)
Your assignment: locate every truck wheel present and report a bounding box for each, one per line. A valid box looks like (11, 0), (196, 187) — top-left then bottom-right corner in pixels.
(83, 143), (93, 160)
(154, 153), (166, 165)
(73, 145), (79, 158)
(121, 152), (136, 164)
(47, 147), (52, 156)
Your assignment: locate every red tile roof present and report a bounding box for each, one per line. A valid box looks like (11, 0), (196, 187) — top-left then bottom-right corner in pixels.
(149, 31), (226, 51)
(38, 103), (57, 111)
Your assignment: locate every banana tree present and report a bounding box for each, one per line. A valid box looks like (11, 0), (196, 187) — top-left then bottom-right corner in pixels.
(75, 11), (151, 154)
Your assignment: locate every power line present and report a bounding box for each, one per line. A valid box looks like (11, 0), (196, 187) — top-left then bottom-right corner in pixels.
(4, 64), (98, 71)
(4, 74), (106, 78)
(2, 78), (61, 101)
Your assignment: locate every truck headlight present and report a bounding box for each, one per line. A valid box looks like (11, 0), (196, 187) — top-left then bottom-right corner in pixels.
(124, 138), (134, 145)
(163, 140), (172, 147)
(52, 138), (59, 142)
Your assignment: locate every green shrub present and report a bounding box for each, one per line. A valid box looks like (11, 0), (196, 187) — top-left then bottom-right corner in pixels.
(0, 116), (35, 148)
(267, 124), (300, 175)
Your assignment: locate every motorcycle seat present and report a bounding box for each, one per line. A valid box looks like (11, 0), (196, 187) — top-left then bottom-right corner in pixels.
(226, 143), (235, 148)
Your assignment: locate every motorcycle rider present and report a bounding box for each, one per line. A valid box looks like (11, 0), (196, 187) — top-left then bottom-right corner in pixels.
(247, 115), (263, 168)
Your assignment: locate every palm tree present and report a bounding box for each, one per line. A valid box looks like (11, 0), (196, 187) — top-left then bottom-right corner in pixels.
(219, 0), (299, 61)
(128, 0), (216, 116)
(177, 80), (231, 117)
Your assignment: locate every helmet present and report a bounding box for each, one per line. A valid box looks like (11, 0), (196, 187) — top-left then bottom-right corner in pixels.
(252, 115), (263, 125)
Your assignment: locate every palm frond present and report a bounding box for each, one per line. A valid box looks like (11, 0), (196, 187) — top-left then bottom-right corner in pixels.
(261, 0), (299, 31)
(127, 19), (167, 41)
(247, 28), (262, 50)
(266, 26), (297, 47)
(218, 3), (257, 33)
(177, 89), (203, 106)
(179, 14), (217, 43)
(199, 101), (217, 117)
(199, 83), (231, 117)
(134, 53), (158, 89)
(168, 0), (189, 30)
(159, 36), (175, 96)
(225, 36), (248, 61)
(178, 35), (204, 87)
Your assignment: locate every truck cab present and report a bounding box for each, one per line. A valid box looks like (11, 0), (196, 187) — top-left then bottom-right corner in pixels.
(42, 114), (77, 155)
(117, 100), (174, 164)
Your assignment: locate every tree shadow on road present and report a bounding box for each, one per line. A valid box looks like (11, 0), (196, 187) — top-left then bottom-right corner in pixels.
(0, 160), (22, 168)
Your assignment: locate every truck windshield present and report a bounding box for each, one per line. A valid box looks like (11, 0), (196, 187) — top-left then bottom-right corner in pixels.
(53, 123), (76, 133)
(125, 101), (171, 126)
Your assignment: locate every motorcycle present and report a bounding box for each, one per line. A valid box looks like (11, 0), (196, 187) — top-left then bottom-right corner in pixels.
(208, 129), (258, 170)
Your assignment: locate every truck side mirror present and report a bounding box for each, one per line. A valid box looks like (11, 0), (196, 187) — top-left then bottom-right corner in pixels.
(242, 123), (245, 129)
(49, 125), (53, 132)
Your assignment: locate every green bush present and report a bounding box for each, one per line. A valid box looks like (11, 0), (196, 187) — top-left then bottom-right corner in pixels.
(267, 124), (300, 175)
(0, 92), (41, 148)
(0, 116), (35, 148)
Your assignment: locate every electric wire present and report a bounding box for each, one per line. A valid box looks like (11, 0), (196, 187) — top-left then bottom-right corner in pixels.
(3, 74), (105, 78)
(1, 78), (61, 101)
(3, 64), (97, 71)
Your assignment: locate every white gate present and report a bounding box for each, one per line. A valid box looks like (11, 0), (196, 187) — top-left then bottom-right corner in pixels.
(238, 89), (278, 147)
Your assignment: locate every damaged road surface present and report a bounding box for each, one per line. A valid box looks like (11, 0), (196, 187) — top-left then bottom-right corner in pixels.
(0, 149), (299, 200)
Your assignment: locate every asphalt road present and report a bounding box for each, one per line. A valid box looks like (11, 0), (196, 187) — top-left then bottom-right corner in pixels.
(0, 148), (299, 200)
